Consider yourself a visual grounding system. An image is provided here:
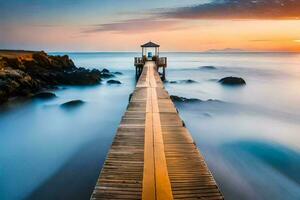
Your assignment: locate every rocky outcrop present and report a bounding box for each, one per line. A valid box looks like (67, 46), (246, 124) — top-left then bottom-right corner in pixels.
(218, 76), (246, 86)
(60, 100), (85, 108)
(33, 92), (57, 99)
(170, 95), (224, 104)
(100, 68), (115, 78)
(107, 79), (121, 84)
(170, 95), (201, 103)
(0, 51), (104, 103)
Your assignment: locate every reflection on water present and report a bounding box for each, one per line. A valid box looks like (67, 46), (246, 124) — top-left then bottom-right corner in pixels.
(1, 52), (300, 200)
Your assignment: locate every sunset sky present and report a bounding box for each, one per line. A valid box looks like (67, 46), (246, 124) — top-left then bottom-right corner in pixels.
(1, 0), (300, 52)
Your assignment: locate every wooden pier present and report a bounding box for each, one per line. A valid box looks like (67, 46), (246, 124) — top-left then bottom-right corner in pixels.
(91, 57), (224, 199)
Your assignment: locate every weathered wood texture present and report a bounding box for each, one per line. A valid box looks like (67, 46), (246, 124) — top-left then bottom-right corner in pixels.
(91, 61), (224, 200)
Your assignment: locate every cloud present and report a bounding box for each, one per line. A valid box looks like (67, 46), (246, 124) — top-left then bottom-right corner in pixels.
(249, 38), (300, 42)
(83, 18), (181, 34)
(160, 0), (300, 20)
(82, 0), (300, 34)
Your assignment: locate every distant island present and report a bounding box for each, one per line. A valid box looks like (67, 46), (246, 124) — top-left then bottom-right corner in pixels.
(204, 48), (247, 53)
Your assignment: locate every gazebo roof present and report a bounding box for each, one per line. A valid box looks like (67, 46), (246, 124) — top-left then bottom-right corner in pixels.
(141, 41), (160, 48)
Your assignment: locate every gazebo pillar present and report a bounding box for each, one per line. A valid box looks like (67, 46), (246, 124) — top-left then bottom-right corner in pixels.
(157, 47), (160, 57)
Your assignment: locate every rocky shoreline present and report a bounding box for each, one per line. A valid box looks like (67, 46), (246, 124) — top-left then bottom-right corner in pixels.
(0, 50), (115, 103)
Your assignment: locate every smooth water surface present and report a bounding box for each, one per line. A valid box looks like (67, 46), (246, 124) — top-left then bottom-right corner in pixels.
(0, 52), (300, 200)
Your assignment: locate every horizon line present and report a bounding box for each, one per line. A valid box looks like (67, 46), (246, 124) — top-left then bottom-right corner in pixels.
(47, 51), (300, 54)
(1, 49), (300, 54)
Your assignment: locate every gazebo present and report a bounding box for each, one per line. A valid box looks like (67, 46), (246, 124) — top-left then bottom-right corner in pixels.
(141, 41), (160, 60)
(134, 41), (167, 80)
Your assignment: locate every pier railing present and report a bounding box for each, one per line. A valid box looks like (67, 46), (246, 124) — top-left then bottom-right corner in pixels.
(134, 56), (167, 67)
(134, 57), (144, 66)
(157, 57), (167, 67)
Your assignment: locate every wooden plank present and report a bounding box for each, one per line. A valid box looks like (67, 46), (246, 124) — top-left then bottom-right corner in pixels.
(153, 112), (173, 200)
(91, 83), (146, 200)
(151, 82), (173, 200)
(142, 88), (155, 200)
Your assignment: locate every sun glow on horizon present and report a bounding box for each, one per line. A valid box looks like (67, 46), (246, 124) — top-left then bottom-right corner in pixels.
(1, 1), (300, 52)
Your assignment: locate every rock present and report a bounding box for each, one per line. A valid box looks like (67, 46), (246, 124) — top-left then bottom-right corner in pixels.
(0, 89), (8, 103)
(167, 79), (197, 84)
(101, 72), (115, 78)
(107, 79), (121, 84)
(100, 68), (115, 78)
(32, 52), (51, 66)
(218, 76), (246, 86)
(113, 72), (123, 75)
(199, 66), (217, 70)
(59, 68), (101, 85)
(0, 51), (103, 104)
(60, 100), (85, 108)
(203, 113), (212, 117)
(183, 79), (197, 84)
(207, 99), (223, 103)
(208, 78), (219, 82)
(170, 95), (201, 103)
(33, 92), (56, 99)
(0, 68), (40, 98)
(2, 57), (20, 69)
(101, 68), (110, 73)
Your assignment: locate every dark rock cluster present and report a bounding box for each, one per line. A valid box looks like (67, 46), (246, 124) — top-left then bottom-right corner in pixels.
(0, 51), (117, 103)
(100, 68), (115, 78)
(170, 95), (201, 103)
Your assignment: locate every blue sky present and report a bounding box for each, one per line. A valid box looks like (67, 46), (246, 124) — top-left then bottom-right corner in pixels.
(1, 0), (300, 51)
(0, 0), (201, 25)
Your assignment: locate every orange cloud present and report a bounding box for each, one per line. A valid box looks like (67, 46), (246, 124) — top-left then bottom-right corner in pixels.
(161, 0), (300, 20)
(83, 18), (182, 34)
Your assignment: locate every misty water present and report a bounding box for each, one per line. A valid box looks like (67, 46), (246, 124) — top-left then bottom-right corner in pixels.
(0, 52), (300, 200)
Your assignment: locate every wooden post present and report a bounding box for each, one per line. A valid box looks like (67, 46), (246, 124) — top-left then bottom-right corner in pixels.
(162, 67), (166, 81)
(135, 66), (138, 77)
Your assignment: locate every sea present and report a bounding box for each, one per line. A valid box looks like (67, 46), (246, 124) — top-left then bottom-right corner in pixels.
(0, 52), (300, 200)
